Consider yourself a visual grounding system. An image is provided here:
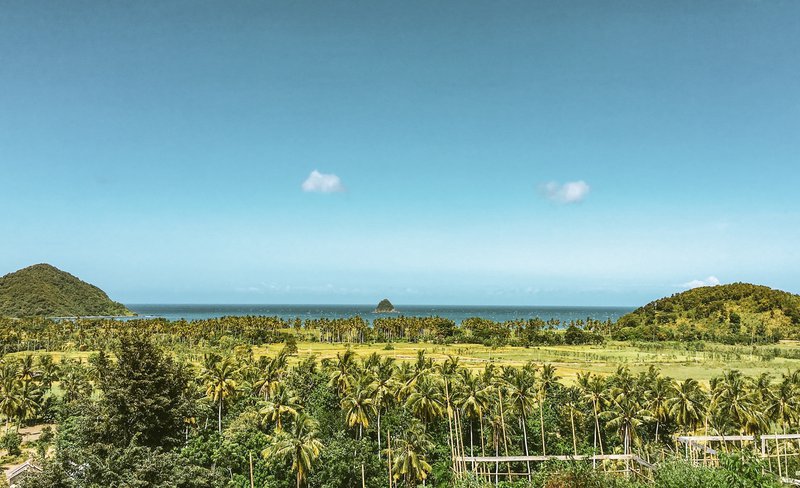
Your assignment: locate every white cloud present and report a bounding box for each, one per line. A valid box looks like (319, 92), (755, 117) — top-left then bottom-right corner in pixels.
(541, 180), (590, 204)
(301, 170), (345, 193)
(681, 276), (721, 289)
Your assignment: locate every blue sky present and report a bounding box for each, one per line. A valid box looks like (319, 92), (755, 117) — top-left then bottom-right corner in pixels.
(1, 0), (799, 305)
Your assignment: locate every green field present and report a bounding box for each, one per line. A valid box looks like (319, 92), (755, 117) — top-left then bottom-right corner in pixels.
(14, 339), (800, 384)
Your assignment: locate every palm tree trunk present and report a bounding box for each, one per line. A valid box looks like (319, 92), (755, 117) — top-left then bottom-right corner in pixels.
(521, 411), (531, 481)
(218, 399), (223, 434)
(494, 429), (499, 487)
(479, 416), (487, 479)
(377, 412), (382, 459)
(387, 431), (393, 488)
(570, 409), (577, 456)
(539, 399), (546, 455)
(444, 381), (456, 477)
(594, 401), (604, 455)
(498, 390), (511, 479)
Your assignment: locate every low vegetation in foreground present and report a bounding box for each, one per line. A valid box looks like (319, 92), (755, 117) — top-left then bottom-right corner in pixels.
(0, 332), (797, 487)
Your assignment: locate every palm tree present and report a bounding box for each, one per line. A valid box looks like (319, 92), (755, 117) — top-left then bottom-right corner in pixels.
(17, 355), (37, 383)
(369, 357), (397, 457)
(711, 370), (755, 436)
(261, 383), (301, 432)
(397, 350), (431, 400)
(605, 389), (652, 459)
(537, 363), (559, 455)
(767, 374), (798, 475)
(390, 420), (433, 487)
(437, 355), (465, 476)
(454, 370), (491, 458)
(505, 367), (535, 476)
(564, 386), (583, 456)
(201, 355), (238, 433)
(667, 378), (706, 436)
(342, 377), (375, 439)
(405, 374), (444, 424)
(59, 360), (91, 404)
(255, 352), (288, 400)
(36, 356), (58, 392)
(263, 413), (324, 488)
(0, 363), (21, 432)
(646, 375), (672, 442)
(328, 349), (357, 397)
(15, 380), (41, 431)
(577, 372), (607, 461)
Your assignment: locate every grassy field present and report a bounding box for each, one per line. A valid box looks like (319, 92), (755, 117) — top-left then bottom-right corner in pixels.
(10, 340), (800, 384)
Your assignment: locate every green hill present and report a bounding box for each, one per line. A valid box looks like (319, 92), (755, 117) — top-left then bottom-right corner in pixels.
(616, 282), (800, 343)
(0, 264), (133, 317)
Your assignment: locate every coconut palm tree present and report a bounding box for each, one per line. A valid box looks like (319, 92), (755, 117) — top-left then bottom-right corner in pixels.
(711, 370), (755, 435)
(436, 355), (462, 473)
(564, 386), (583, 456)
(767, 374), (798, 475)
(59, 360), (91, 404)
(263, 413), (324, 488)
(17, 355), (37, 383)
(537, 363), (559, 455)
(15, 379), (41, 431)
(646, 375), (672, 442)
(328, 349), (357, 397)
(454, 369), (491, 457)
(0, 364), (21, 432)
(255, 352), (288, 400)
(261, 383), (301, 432)
(342, 377), (375, 439)
(390, 420), (433, 487)
(505, 366), (535, 476)
(605, 389), (652, 459)
(369, 356), (397, 457)
(201, 355), (238, 433)
(36, 355), (58, 392)
(577, 372), (607, 461)
(668, 378), (706, 436)
(405, 374), (444, 425)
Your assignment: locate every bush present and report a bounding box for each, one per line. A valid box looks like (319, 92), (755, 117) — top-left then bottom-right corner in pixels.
(0, 431), (22, 456)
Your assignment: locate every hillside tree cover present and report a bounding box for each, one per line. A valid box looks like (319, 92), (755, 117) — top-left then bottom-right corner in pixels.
(0, 264), (132, 318)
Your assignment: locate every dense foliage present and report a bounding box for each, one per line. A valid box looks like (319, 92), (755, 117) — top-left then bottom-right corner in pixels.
(0, 314), (609, 356)
(0, 264), (132, 318)
(616, 283), (800, 343)
(0, 334), (792, 487)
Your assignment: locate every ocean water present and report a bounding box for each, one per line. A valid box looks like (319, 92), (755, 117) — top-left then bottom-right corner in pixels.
(125, 304), (633, 324)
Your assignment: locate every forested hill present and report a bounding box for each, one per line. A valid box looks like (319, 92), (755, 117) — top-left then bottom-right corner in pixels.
(616, 282), (800, 342)
(0, 263), (133, 317)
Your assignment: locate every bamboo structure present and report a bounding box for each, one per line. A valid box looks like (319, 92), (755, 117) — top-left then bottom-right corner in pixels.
(677, 433), (800, 485)
(455, 453), (655, 483)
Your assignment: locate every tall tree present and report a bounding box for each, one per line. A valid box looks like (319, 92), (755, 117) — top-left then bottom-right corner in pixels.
(100, 333), (195, 448)
(261, 383), (301, 432)
(537, 364), (559, 455)
(263, 413), (324, 488)
(201, 355), (238, 434)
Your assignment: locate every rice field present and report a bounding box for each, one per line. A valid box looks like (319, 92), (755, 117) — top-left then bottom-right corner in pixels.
(10, 340), (800, 384)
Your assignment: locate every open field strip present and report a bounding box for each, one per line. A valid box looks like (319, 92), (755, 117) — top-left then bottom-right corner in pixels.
(9, 340), (800, 384)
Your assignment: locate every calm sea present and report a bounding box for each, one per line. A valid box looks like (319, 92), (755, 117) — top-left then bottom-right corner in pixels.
(125, 304), (633, 324)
